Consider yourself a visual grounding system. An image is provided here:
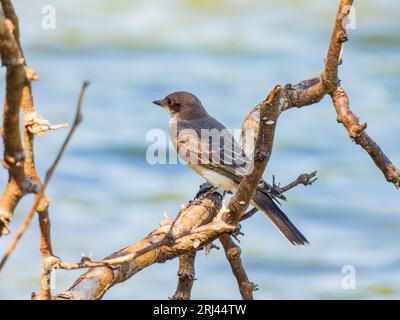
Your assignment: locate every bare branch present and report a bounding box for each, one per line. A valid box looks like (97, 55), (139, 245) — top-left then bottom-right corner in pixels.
(323, 0), (353, 92)
(171, 251), (196, 300)
(220, 234), (256, 300)
(0, 6), (34, 235)
(227, 86), (282, 225)
(24, 111), (68, 136)
(0, 1), (61, 299)
(331, 87), (400, 187)
(242, 0), (399, 189)
(273, 171), (318, 194)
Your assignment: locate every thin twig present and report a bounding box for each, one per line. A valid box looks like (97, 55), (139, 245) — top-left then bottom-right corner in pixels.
(274, 171), (318, 194)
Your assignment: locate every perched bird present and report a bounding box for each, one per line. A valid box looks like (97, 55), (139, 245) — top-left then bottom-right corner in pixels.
(153, 91), (308, 245)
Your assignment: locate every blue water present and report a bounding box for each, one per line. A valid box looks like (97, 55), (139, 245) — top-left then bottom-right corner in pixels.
(0, 0), (399, 299)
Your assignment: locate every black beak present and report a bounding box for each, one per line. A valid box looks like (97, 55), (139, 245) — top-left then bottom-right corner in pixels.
(152, 100), (163, 107)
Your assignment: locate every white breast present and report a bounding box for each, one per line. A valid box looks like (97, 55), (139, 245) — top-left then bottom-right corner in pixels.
(188, 163), (238, 193)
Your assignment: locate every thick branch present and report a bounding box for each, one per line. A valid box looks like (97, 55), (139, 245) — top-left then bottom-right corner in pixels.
(0, 0), (65, 300)
(323, 0), (353, 92)
(220, 235), (256, 300)
(171, 251), (196, 300)
(227, 86), (282, 225)
(0, 8), (32, 234)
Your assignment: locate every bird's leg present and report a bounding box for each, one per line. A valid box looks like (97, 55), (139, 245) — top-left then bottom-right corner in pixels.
(194, 182), (214, 200)
(231, 224), (244, 242)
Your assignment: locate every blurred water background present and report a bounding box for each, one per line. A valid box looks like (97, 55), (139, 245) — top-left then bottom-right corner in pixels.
(0, 0), (399, 299)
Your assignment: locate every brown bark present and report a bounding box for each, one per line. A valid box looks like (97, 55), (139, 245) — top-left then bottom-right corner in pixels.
(171, 252), (196, 300)
(0, 1), (67, 301)
(228, 86), (282, 225)
(220, 235), (256, 300)
(0, 7), (30, 234)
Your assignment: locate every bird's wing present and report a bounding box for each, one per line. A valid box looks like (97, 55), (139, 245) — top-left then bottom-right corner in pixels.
(172, 117), (252, 180)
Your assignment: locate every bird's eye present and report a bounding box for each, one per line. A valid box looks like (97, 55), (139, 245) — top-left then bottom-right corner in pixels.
(166, 98), (172, 106)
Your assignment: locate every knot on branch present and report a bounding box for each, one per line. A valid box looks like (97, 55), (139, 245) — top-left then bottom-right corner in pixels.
(337, 31), (349, 43)
(322, 76), (339, 94)
(226, 246), (241, 260)
(54, 292), (76, 300)
(240, 281), (259, 299)
(37, 196), (51, 213)
(255, 150), (270, 162)
(3, 150), (25, 168)
(177, 269), (195, 281)
(386, 164), (400, 189)
(24, 66), (39, 81)
(244, 281), (258, 292)
(332, 87), (367, 140)
(21, 177), (40, 194)
(24, 111), (68, 136)
(2, 151), (39, 193)
(80, 254), (92, 265)
(271, 171), (318, 195)
(347, 121), (367, 139)
(279, 77), (326, 110)
(0, 19), (24, 66)
(44, 255), (61, 269)
(266, 85), (282, 105)
(297, 172), (318, 186)
(0, 213), (11, 235)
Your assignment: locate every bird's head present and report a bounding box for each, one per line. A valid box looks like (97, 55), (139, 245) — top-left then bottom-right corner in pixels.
(153, 91), (207, 121)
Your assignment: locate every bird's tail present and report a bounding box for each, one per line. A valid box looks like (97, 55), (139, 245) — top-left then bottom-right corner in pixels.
(252, 190), (309, 246)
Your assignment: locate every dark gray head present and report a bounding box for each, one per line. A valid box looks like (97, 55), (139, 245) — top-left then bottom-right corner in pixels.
(153, 91), (208, 121)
